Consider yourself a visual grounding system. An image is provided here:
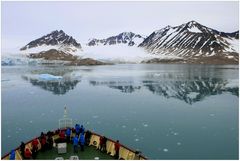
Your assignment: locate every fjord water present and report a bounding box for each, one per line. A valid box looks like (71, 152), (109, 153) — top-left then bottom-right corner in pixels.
(2, 64), (238, 159)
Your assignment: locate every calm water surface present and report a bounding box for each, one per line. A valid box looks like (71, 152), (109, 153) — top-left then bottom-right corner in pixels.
(1, 64), (239, 159)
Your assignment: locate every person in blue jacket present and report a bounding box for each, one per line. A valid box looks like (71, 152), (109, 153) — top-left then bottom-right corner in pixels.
(65, 128), (71, 143)
(79, 133), (85, 151)
(9, 150), (15, 160)
(79, 125), (85, 134)
(75, 124), (80, 136)
(73, 135), (79, 153)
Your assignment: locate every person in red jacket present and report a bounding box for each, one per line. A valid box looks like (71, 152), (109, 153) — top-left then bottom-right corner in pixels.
(98, 136), (103, 151)
(114, 140), (120, 159)
(59, 130), (66, 143)
(24, 148), (32, 159)
(41, 136), (47, 151)
(31, 138), (39, 150)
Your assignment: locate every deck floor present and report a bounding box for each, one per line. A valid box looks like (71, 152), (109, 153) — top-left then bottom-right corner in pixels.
(35, 143), (115, 160)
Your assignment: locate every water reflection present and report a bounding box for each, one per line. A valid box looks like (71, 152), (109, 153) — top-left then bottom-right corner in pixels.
(22, 68), (81, 95)
(89, 76), (238, 104)
(90, 80), (141, 93)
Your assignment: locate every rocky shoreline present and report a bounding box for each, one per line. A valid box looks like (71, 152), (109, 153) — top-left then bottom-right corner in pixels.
(142, 55), (239, 65)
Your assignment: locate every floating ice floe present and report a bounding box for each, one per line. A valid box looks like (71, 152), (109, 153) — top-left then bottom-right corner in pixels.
(209, 114), (215, 117)
(92, 115), (99, 119)
(134, 138), (139, 142)
(122, 125), (126, 128)
(173, 132), (179, 136)
(177, 142), (182, 146)
(133, 128), (137, 131)
(142, 123), (148, 127)
(163, 148), (169, 152)
(29, 120), (33, 124)
(38, 74), (63, 81)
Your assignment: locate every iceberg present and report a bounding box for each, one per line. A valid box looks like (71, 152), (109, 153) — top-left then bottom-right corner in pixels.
(38, 74), (63, 81)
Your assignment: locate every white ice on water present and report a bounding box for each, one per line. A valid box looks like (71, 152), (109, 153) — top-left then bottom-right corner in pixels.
(177, 142), (182, 146)
(142, 123), (148, 127)
(163, 148), (169, 152)
(38, 74), (63, 81)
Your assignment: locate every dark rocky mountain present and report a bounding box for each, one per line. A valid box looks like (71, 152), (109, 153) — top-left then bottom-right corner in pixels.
(20, 31), (109, 65)
(87, 32), (145, 46)
(139, 21), (239, 63)
(20, 30), (81, 50)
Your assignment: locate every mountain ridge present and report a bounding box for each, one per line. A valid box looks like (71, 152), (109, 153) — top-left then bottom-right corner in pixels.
(20, 30), (82, 51)
(87, 32), (145, 46)
(139, 20), (239, 61)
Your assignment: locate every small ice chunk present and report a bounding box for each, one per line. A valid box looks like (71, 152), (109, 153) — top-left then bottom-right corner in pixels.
(92, 115), (99, 119)
(163, 148), (168, 152)
(7, 135), (11, 138)
(29, 120), (33, 123)
(94, 157), (99, 160)
(177, 142), (181, 146)
(142, 123), (148, 127)
(209, 114), (215, 117)
(135, 138), (139, 142)
(38, 74), (62, 81)
(173, 132), (179, 136)
(122, 125), (126, 128)
(133, 128), (137, 131)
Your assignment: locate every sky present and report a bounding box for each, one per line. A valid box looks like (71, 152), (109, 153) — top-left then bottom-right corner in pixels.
(1, 1), (239, 51)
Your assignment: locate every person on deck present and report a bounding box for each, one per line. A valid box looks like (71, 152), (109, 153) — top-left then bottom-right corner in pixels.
(114, 140), (120, 159)
(84, 130), (92, 146)
(31, 138), (39, 151)
(79, 133), (85, 151)
(75, 124), (80, 136)
(98, 136), (103, 151)
(31, 138), (39, 159)
(24, 148), (32, 160)
(65, 128), (71, 143)
(9, 150), (15, 160)
(79, 125), (85, 134)
(40, 135), (47, 151)
(20, 142), (25, 159)
(73, 135), (79, 153)
(59, 130), (66, 143)
(102, 136), (107, 152)
(47, 135), (53, 150)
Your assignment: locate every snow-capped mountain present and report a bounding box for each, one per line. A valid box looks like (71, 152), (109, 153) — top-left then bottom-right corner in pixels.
(20, 30), (82, 55)
(139, 21), (239, 61)
(87, 32), (145, 46)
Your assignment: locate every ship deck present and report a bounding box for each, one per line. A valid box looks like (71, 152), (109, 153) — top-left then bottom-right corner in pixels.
(35, 143), (115, 160)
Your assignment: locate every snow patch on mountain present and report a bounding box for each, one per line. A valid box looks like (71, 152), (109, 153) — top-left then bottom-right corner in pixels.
(188, 26), (202, 33)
